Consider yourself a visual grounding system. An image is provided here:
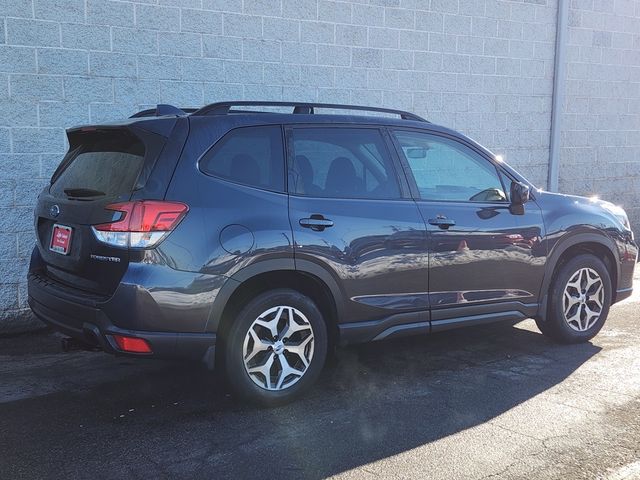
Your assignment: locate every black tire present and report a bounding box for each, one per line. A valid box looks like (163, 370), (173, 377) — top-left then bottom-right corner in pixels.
(538, 254), (612, 344)
(223, 288), (327, 407)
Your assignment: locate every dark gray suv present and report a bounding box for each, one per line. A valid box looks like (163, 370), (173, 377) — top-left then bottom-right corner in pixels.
(28, 101), (637, 405)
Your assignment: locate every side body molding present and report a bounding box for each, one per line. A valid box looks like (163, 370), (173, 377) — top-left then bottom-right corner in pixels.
(206, 232), (622, 338)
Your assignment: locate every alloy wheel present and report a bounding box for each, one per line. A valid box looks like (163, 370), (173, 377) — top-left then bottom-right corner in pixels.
(242, 305), (315, 391)
(562, 267), (604, 332)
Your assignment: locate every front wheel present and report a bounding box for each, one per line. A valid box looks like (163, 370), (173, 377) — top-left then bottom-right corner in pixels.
(223, 289), (327, 406)
(538, 254), (612, 344)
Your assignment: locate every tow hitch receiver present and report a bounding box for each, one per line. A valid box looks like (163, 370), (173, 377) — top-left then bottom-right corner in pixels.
(61, 337), (101, 352)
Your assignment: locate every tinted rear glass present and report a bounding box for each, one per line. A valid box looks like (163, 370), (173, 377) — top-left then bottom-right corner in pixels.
(50, 130), (145, 199)
(199, 126), (285, 192)
(289, 128), (401, 199)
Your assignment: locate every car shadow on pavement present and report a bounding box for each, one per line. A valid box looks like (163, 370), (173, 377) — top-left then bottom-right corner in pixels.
(0, 320), (601, 479)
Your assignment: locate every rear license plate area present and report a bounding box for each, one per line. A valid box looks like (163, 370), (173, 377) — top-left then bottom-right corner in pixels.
(50, 224), (73, 255)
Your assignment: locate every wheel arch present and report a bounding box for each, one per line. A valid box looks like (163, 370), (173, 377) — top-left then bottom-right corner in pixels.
(207, 260), (345, 349)
(537, 232), (619, 322)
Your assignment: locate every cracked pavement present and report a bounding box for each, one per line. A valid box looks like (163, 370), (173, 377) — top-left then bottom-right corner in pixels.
(1, 274), (639, 479)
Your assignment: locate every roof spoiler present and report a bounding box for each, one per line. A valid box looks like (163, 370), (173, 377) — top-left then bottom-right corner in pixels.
(130, 104), (197, 118)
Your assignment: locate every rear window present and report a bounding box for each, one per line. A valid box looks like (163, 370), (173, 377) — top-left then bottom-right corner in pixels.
(50, 130), (145, 199)
(199, 126), (285, 192)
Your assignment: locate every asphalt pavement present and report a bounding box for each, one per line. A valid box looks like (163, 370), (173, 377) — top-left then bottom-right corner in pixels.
(1, 276), (639, 479)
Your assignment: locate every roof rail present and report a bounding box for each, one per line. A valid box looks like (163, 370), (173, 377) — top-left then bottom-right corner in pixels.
(190, 101), (428, 122)
(130, 104), (197, 118)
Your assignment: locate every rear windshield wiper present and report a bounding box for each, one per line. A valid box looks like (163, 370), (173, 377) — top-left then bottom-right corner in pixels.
(64, 188), (106, 198)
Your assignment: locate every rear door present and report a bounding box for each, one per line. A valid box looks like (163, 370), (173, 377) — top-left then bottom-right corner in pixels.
(34, 126), (169, 296)
(286, 125), (429, 333)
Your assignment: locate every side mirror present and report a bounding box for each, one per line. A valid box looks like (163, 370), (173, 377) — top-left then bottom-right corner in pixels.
(509, 181), (529, 215)
(510, 181), (530, 206)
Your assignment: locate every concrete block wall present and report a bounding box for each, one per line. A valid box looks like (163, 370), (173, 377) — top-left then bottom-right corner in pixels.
(0, 0), (636, 331)
(561, 0), (640, 230)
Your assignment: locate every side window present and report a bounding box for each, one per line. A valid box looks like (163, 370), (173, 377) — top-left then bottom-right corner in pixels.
(199, 126), (284, 191)
(288, 128), (401, 200)
(394, 131), (507, 203)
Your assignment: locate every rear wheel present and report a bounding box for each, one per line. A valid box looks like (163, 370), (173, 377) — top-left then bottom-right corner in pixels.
(538, 254), (612, 344)
(223, 289), (327, 406)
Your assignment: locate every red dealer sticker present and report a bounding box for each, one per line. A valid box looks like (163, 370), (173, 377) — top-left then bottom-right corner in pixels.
(50, 224), (73, 255)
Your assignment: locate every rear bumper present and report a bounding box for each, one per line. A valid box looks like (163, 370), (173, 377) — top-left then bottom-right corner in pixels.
(27, 269), (217, 364)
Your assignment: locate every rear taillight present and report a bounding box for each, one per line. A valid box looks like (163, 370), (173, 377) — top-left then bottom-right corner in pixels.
(92, 200), (188, 248)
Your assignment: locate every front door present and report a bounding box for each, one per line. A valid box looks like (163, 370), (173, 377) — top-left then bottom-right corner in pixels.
(392, 129), (546, 331)
(286, 126), (429, 338)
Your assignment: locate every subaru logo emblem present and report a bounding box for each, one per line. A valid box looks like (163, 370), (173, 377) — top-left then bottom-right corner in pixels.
(49, 204), (60, 217)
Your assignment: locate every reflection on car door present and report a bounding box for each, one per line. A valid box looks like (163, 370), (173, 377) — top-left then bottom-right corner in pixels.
(392, 129), (546, 332)
(286, 126), (429, 339)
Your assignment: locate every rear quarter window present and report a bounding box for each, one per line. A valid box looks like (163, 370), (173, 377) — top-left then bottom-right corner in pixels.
(199, 126), (285, 192)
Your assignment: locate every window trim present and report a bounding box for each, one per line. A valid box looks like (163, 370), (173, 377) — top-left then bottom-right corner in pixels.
(389, 128), (522, 205)
(283, 124), (411, 201)
(197, 124), (287, 194)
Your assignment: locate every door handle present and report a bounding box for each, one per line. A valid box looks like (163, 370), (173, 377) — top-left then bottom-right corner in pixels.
(428, 216), (456, 229)
(299, 215), (334, 231)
